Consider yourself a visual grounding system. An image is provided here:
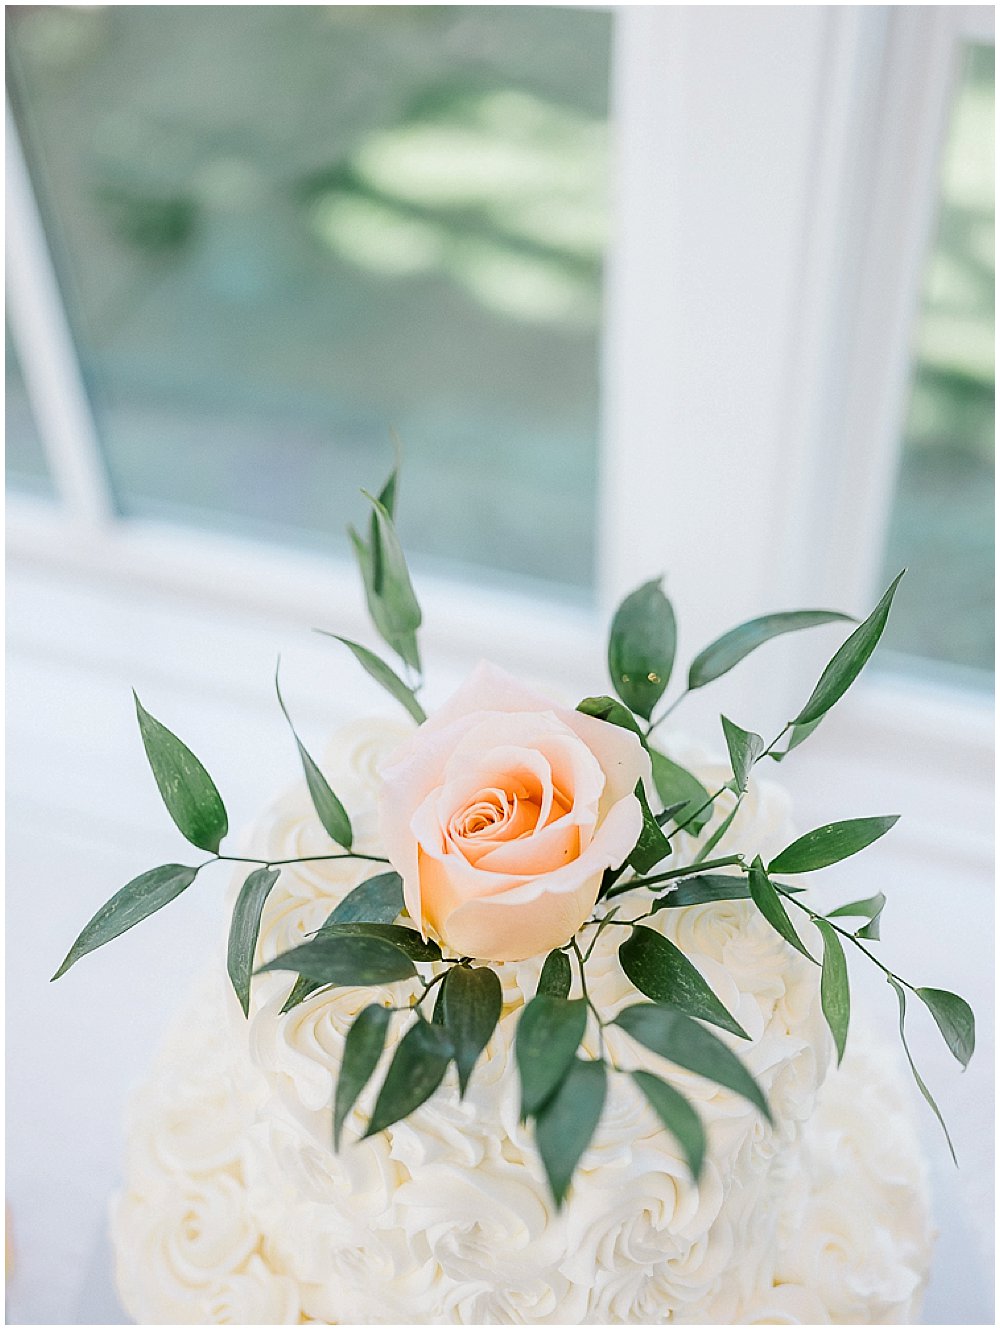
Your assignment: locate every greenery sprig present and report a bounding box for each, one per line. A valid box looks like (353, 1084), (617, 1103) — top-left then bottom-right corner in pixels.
(53, 465), (975, 1207)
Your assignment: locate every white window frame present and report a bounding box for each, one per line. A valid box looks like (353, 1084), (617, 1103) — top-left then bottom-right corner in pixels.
(7, 4), (994, 739)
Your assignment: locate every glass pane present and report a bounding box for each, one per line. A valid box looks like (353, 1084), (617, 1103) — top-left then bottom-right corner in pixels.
(5, 324), (54, 497)
(879, 42), (994, 680)
(6, 5), (611, 598)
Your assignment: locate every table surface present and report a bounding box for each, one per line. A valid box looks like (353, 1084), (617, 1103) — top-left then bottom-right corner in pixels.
(6, 563), (994, 1324)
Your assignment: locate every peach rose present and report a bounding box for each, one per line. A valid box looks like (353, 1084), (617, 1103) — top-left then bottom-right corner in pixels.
(377, 662), (650, 962)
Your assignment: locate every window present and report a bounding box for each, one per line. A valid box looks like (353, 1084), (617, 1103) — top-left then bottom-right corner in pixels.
(879, 40), (994, 680)
(5, 323), (52, 496)
(6, 4), (612, 597)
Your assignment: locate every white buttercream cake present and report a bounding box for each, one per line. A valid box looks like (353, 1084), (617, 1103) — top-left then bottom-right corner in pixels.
(112, 719), (932, 1324)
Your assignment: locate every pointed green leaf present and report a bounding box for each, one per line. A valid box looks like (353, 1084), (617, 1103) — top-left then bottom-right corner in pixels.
(576, 695), (645, 738)
(628, 781), (672, 874)
(537, 949), (572, 998)
(334, 1002), (393, 1149)
(275, 666), (353, 849)
(52, 863), (198, 979)
(916, 987), (975, 1070)
(134, 695), (228, 853)
(655, 799), (691, 828)
(815, 919), (850, 1064)
(280, 972), (324, 1015)
(614, 1003), (772, 1123)
(768, 816), (899, 874)
(650, 873), (754, 910)
(720, 715), (764, 793)
(688, 610), (854, 691)
(650, 751), (712, 834)
(516, 996), (588, 1118)
(748, 858), (815, 963)
(326, 871), (405, 926)
(619, 925), (749, 1038)
(361, 490), (422, 673)
(227, 867), (280, 1017)
(631, 1070), (706, 1179)
(608, 578), (677, 720)
(349, 520), (420, 674)
(280, 872), (404, 1013)
(259, 933), (416, 986)
(442, 965), (503, 1097)
(315, 921), (441, 963)
(889, 979), (957, 1163)
(827, 891), (886, 941)
(793, 572), (904, 725)
(319, 633), (426, 724)
(535, 1057), (607, 1206)
(365, 1017), (453, 1136)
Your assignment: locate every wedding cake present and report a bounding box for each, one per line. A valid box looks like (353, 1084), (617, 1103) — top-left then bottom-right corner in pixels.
(111, 717), (932, 1325)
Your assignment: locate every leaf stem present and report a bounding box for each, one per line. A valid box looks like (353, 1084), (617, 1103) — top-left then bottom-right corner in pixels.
(570, 937), (607, 1060)
(218, 852), (391, 868)
(605, 854), (745, 900)
(691, 796), (743, 864)
(647, 689), (689, 735)
(774, 885), (915, 992)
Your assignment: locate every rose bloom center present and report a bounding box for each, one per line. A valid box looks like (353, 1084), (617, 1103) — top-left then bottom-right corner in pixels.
(446, 775), (573, 868)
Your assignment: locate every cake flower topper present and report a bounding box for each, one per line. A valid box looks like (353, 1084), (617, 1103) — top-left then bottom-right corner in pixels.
(54, 465), (975, 1205)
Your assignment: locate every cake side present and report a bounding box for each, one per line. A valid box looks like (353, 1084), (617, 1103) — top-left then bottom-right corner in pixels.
(111, 720), (932, 1325)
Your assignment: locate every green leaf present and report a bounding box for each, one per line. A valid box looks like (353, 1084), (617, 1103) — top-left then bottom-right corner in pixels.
(348, 515), (420, 676)
(134, 695), (228, 853)
(768, 716), (823, 762)
(815, 920), (850, 1064)
(650, 873), (753, 910)
(315, 921), (441, 963)
(916, 987), (975, 1070)
(720, 715), (764, 793)
(52, 864), (198, 980)
(619, 926), (749, 1038)
(227, 867), (280, 1017)
(365, 1017), (453, 1136)
(259, 934), (417, 986)
(768, 816), (899, 874)
(318, 634), (426, 724)
(442, 965), (503, 1097)
(275, 665), (353, 849)
(793, 572), (904, 726)
(576, 695), (645, 738)
(827, 891), (886, 941)
(515, 996), (588, 1118)
(361, 490), (422, 674)
(324, 871), (405, 926)
(376, 462), (398, 521)
(688, 610), (854, 691)
(334, 1003), (392, 1149)
(279, 872), (404, 1014)
(608, 578), (677, 720)
(650, 751), (712, 835)
(889, 979), (957, 1164)
(631, 1070), (706, 1180)
(747, 858), (815, 963)
(655, 799), (691, 828)
(537, 949), (572, 998)
(535, 1058), (607, 1206)
(628, 781), (672, 874)
(614, 1003), (772, 1123)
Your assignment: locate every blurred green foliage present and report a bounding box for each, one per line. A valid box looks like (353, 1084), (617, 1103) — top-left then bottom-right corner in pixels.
(881, 43), (994, 677)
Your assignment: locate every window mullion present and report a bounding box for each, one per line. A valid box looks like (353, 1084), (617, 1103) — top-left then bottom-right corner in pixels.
(5, 97), (115, 529)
